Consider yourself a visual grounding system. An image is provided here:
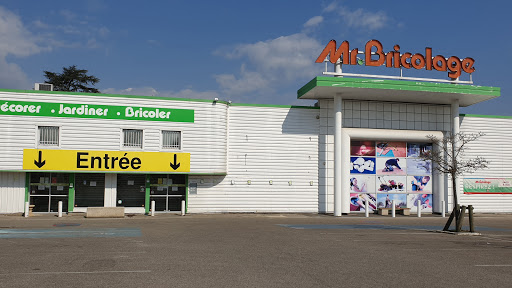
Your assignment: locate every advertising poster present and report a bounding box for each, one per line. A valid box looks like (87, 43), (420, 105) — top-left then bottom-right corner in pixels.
(351, 141), (376, 156)
(376, 142), (407, 157)
(463, 178), (512, 194)
(376, 176), (406, 193)
(376, 158), (406, 175)
(407, 194), (433, 212)
(350, 175), (376, 193)
(407, 143), (432, 158)
(350, 193), (377, 212)
(350, 157), (376, 174)
(407, 175), (432, 193)
(407, 159), (432, 175)
(377, 193), (407, 208)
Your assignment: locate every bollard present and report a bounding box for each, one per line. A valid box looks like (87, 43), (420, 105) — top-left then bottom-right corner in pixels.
(365, 199), (369, 218)
(24, 201), (29, 218)
(441, 200), (446, 218)
(58, 201), (62, 217)
(468, 205), (475, 233)
(392, 200), (396, 218)
(456, 205), (466, 232)
(181, 200), (185, 216)
(151, 200), (155, 217)
(417, 199), (421, 218)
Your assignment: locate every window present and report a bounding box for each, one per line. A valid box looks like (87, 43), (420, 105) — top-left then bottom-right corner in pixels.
(38, 126), (59, 146)
(162, 131), (181, 149)
(123, 129), (143, 148)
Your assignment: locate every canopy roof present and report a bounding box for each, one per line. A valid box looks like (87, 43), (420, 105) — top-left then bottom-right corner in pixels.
(297, 77), (500, 107)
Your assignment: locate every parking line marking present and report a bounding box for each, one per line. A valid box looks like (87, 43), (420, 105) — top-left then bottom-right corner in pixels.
(475, 265), (512, 267)
(1, 270), (151, 275)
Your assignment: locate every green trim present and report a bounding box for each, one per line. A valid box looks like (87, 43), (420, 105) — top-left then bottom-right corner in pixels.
(4, 170), (227, 176)
(68, 174), (75, 212)
(25, 172), (30, 203)
(297, 77), (501, 99)
(460, 113), (512, 119)
(145, 174), (150, 215)
(230, 103), (318, 109)
(0, 88), (229, 105)
(0, 88), (320, 110)
(185, 174), (188, 214)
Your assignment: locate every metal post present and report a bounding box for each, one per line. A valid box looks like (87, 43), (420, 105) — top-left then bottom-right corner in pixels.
(468, 205), (475, 233)
(365, 199), (369, 218)
(58, 201), (62, 217)
(24, 201), (29, 218)
(392, 200), (396, 218)
(417, 199), (421, 218)
(456, 205), (466, 232)
(442, 200), (446, 218)
(334, 95), (343, 216)
(151, 200), (155, 217)
(181, 200), (185, 216)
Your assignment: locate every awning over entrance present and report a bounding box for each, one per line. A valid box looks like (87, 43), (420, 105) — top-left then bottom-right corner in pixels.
(297, 77), (500, 107)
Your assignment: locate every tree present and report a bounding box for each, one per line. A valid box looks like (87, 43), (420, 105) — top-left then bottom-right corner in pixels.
(420, 132), (489, 231)
(44, 65), (100, 93)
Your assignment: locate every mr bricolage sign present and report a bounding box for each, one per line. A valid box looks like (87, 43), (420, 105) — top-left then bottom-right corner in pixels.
(23, 149), (190, 173)
(316, 39), (475, 79)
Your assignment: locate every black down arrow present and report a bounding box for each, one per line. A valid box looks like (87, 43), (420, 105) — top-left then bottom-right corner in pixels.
(34, 150), (46, 168)
(170, 154), (180, 170)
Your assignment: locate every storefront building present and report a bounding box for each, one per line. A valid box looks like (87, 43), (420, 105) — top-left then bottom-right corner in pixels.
(0, 40), (511, 215)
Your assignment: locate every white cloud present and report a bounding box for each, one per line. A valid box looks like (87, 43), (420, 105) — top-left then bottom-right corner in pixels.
(304, 16), (323, 28)
(338, 7), (388, 31)
(102, 87), (220, 100)
(0, 6), (50, 89)
(323, 2), (338, 13)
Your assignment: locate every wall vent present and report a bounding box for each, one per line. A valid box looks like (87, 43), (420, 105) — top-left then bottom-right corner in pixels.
(34, 83), (53, 91)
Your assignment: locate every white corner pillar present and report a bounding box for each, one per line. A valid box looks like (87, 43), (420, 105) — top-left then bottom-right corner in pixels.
(334, 94), (343, 216)
(451, 100), (460, 208)
(433, 144), (444, 213)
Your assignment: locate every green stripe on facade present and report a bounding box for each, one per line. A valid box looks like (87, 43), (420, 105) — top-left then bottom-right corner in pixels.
(460, 114), (512, 119)
(25, 172), (29, 203)
(297, 77), (501, 99)
(145, 174), (151, 215)
(68, 174), (75, 212)
(185, 174), (189, 214)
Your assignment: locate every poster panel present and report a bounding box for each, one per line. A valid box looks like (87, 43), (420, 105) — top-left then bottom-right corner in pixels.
(407, 194), (433, 212)
(350, 157), (376, 174)
(407, 143), (432, 158)
(377, 193), (407, 208)
(350, 175), (376, 193)
(376, 142), (406, 157)
(376, 176), (406, 193)
(406, 159), (432, 175)
(350, 193), (377, 212)
(407, 175), (432, 193)
(376, 158), (406, 175)
(463, 178), (512, 194)
(351, 141), (376, 156)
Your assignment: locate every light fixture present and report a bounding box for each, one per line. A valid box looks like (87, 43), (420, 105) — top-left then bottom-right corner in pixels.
(269, 180), (273, 185)
(310, 181), (314, 186)
(247, 180), (251, 185)
(288, 181), (292, 186)
(231, 180), (235, 185)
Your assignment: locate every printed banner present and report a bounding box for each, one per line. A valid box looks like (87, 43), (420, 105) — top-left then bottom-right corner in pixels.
(0, 99), (194, 123)
(464, 178), (512, 194)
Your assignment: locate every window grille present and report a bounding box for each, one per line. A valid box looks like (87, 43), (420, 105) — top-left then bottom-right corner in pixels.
(38, 126), (59, 146)
(123, 129), (143, 148)
(162, 131), (181, 149)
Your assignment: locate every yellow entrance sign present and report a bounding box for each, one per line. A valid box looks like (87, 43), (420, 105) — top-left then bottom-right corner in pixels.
(23, 149), (190, 173)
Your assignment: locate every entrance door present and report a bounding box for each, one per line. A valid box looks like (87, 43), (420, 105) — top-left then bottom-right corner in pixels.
(149, 174), (186, 212)
(75, 173), (105, 207)
(29, 172), (69, 212)
(116, 174), (146, 207)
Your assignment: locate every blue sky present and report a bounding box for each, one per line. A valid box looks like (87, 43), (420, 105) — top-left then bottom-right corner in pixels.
(0, 0), (510, 115)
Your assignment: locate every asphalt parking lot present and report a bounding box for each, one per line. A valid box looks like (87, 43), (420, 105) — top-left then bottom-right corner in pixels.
(0, 213), (511, 288)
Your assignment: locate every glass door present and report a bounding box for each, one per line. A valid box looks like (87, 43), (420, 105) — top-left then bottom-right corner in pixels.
(29, 172), (69, 212)
(149, 174), (186, 212)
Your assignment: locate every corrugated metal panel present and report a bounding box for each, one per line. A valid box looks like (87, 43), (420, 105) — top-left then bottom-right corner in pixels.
(0, 172), (25, 213)
(459, 116), (512, 212)
(0, 92), (227, 174)
(188, 106), (320, 213)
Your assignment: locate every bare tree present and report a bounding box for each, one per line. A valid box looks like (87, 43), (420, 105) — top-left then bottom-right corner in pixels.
(420, 132), (489, 231)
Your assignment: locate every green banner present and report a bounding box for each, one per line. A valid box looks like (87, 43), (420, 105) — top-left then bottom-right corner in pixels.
(463, 178), (512, 194)
(0, 99), (194, 123)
